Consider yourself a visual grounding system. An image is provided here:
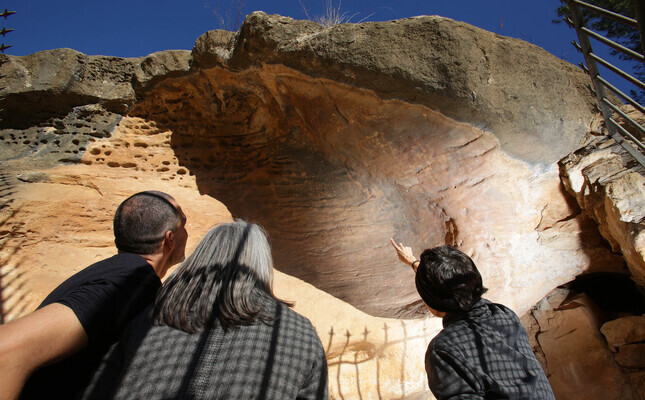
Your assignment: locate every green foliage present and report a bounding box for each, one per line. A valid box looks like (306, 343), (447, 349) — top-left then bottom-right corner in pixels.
(556, 0), (639, 53)
(555, 0), (644, 103)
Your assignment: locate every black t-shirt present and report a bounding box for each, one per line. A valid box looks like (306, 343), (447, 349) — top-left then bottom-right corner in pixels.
(20, 253), (162, 400)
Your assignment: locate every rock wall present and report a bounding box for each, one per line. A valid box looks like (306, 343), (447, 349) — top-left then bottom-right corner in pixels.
(523, 285), (645, 400)
(125, 63), (625, 319)
(0, 156), (438, 400)
(560, 115), (645, 288)
(1, 11), (644, 399)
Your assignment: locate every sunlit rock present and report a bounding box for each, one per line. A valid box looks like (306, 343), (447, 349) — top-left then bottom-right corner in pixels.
(0, 10), (644, 399)
(601, 315), (645, 350)
(560, 137), (645, 288)
(532, 294), (630, 400)
(0, 11), (628, 319)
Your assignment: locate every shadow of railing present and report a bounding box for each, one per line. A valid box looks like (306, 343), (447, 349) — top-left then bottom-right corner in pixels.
(0, 168), (31, 323)
(322, 317), (439, 400)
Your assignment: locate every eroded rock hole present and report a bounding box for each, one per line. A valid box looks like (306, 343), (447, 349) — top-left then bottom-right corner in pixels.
(525, 273), (645, 397)
(562, 273), (645, 319)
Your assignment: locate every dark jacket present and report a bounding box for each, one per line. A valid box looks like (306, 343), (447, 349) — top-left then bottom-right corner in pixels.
(426, 299), (555, 400)
(83, 301), (328, 400)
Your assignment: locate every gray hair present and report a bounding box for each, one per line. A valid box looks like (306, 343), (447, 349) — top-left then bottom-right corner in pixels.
(153, 220), (289, 332)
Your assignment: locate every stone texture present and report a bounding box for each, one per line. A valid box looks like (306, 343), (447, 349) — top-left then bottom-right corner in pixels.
(533, 294), (632, 400)
(520, 287), (572, 375)
(191, 30), (236, 69)
(275, 266), (442, 399)
(535, 287), (570, 311)
(615, 344), (645, 369)
(628, 371), (645, 400)
(560, 136), (645, 288)
(132, 50), (192, 92)
(616, 103), (645, 144)
(0, 104), (122, 167)
(0, 11), (644, 399)
(0, 145), (440, 400)
(0, 49), (138, 127)
(124, 63), (626, 318)
(601, 315), (645, 349)
(519, 311), (548, 375)
(0, 49), (191, 130)
(0, 13), (629, 320)
(0, 117), (229, 317)
(226, 12), (597, 165)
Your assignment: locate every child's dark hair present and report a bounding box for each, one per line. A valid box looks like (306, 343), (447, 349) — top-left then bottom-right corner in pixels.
(415, 245), (488, 313)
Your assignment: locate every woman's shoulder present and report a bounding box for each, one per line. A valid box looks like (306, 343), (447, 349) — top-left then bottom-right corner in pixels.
(276, 303), (321, 337)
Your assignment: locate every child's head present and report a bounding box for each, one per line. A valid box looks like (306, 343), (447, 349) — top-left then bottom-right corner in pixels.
(415, 245), (488, 314)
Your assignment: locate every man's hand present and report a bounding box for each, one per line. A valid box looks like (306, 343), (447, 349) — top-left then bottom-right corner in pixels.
(390, 238), (418, 271)
(0, 303), (88, 400)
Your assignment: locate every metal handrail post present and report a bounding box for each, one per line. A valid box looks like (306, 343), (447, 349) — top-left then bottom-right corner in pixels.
(634, 0), (645, 56)
(569, 2), (616, 127)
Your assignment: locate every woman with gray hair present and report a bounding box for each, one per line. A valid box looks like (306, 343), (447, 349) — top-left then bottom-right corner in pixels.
(83, 220), (328, 400)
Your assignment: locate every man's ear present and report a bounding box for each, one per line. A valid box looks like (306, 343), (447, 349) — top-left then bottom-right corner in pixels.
(163, 230), (175, 253)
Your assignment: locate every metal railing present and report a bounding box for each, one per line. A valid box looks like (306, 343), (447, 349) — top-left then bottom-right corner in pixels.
(0, 8), (15, 127)
(0, 8), (14, 53)
(563, 0), (645, 167)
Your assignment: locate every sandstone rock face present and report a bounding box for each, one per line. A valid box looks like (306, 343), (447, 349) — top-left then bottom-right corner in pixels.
(225, 12), (597, 165)
(0, 48), (190, 129)
(133, 50), (192, 91)
(275, 269), (443, 400)
(123, 62), (627, 318)
(0, 12), (627, 321)
(599, 314), (645, 387)
(0, 116), (229, 317)
(614, 344), (645, 369)
(532, 294), (632, 400)
(560, 136), (645, 288)
(601, 315), (645, 349)
(0, 49), (138, 128)
(1, 11), (644, 399)
(191, 30), (236, 69)
(524, 289), (645, 400)
(0, 153), (437, 399)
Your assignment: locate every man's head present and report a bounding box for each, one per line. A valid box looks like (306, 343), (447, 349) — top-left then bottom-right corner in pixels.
(415, 245), (487, 314)
(113, 191), (187, 266)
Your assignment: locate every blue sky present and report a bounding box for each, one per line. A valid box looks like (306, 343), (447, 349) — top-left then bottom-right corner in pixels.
(3, 1), (578, 60)
(0, 0), (639, 96)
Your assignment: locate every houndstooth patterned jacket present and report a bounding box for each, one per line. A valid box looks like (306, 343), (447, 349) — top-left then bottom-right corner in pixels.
(82, 301), (328, 400)
(426, 299), (555, 400)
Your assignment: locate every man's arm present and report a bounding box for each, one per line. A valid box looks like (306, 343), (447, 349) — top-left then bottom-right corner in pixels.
(0, 303), (88, 400)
